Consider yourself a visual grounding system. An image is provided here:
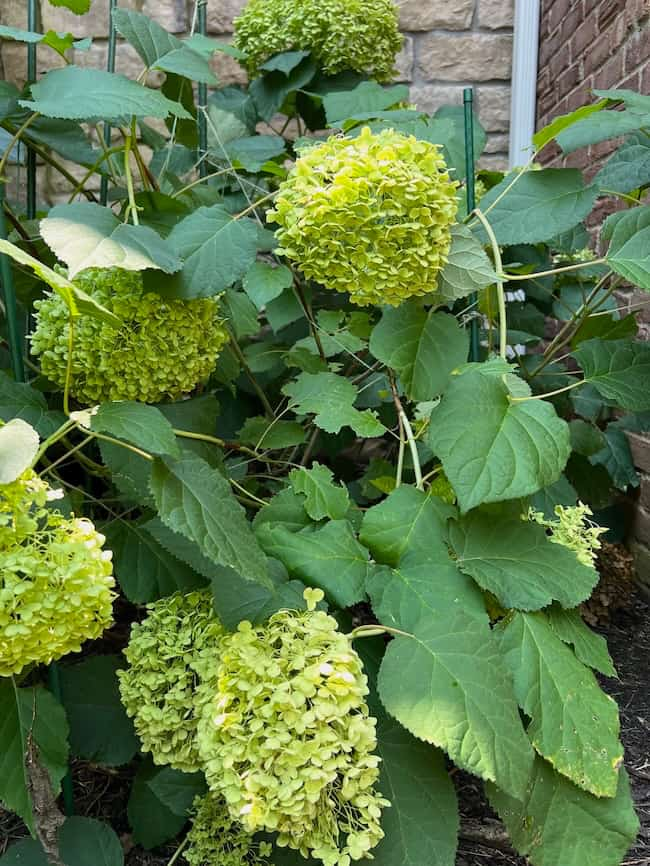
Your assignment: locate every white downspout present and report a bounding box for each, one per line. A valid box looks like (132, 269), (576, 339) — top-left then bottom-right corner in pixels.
(509, 0), (541, 167)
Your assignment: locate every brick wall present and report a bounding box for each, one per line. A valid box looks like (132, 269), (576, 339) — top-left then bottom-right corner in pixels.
(0, 0), (514, 174)
(536, 0), (650, 581)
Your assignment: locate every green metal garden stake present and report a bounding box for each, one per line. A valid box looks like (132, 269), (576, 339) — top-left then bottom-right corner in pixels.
(100, 0), (119, 206)
(197, 0), (208, 178)
(26, 0), (38, 220)
(463, 87), (481, 363)
(0, 185), (26, 383)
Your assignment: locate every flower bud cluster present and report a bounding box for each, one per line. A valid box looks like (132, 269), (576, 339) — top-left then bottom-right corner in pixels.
(196, 589), (388, 866)
(528, 502), (606, 567)
(0, 470), (115, 676)
(118, 590), (224, 772)
(31, 268), (228, 405)
(184, 792), (273, 866)
(234, 0), (402, 82)
(268, 127), (458, 307)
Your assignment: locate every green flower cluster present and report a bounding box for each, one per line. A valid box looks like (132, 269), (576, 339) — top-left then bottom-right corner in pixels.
(234, 0), (402, 82)
(184, 792), (273, 866)
(118, 590), (224, 772)
(529, 503), (606, 567)
(268, 127), (458, 307)
(31, 268), (229, 405)
(0, 470), (115, 677)
(196, 589), (388, 866)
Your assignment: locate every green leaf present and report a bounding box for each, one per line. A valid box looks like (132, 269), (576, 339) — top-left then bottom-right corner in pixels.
(498, 612), (622, 796)
(449, 510), (599, 611)
(221, 288), (259, 339)
(128, 761), (186, 849)
(256, 520), (369, 607)
(91, 401), (180, 458)
(595, 133), (650, 194)
(47, 0), (91, 11)
(150, 454), (270, 587)
(489, 759), (638, 866)
(606, 215), (650, 289)
(569, 418), (606, 456)
(0, 419), (39, 484)
(250, 55), (317, 121)
(573, 338), (650, 411)
(0, 25), (46, 43)
(0, 838), (48, 866)
(161, 205), (259, 299)
(590, 420), (639, 490)
(0, 681), (69, 833)
(0, 373), (65, 438)
(58, 817), (124, 866)
(142, 516), (215, 579)
(259, 49), (311, 74)
(20, 66), (192, 122)
(282, 372), (385, 438)
(23, 116), (99, 165)
(323, 81), (409, 125)
(253, 487), (311, 533)
(104, 518), (206, 603)
(99, 440), (153, 506)
(557, 105), (650, 154)
(529, 475), (578, 519)
(211, 562), (308, 630)
(40, 202), (181, 278)
(372, 707), (459, 866)
(434, 223), (498, 303)
(602, 203), (650, 245)
(546, 606), (616, 677)
(146, 767), (206, 816)
(359, 486), (454, 567)
(0, 238), (120, 327)
(428, 362), (571, 513)
(571, 312), (638, 347)
(217, 134), (286, 171)
(377, 613), (534, 799)
(475, 169), (598, 245)
(243, 261), (293, 309)
(289, 463), (350, 520)
(238, 416), (305, 450)
(59, 655), (139, 766)
(533, 101), (608, 151)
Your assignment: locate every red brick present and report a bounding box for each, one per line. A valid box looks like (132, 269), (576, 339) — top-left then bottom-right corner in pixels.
(596, 52), (625, 89)
(560, 3), (586, 48)
(628, 433), (650, 474)
(558, 62), (581, 97)
(626, 25), (650, 73)
(632, 504), (650, 547)
(571, 17), (597, 57)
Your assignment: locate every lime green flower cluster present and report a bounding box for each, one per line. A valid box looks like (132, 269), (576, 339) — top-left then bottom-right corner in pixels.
(31, 268), (229, 405)
(0, 470), (115, 677)
(184, 792), (273, 866)
(196, 589), (388, 866)
(234, 0), (402, 82)
(268, 127), (458, 307)
(529, 503), (606, 567)
(118, 590), (224, 772)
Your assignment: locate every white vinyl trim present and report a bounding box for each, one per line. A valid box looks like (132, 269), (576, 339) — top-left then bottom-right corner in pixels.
(509, 0), (541, 167)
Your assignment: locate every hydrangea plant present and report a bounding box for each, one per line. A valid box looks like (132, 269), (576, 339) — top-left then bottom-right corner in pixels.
(0, 2), (649, 866)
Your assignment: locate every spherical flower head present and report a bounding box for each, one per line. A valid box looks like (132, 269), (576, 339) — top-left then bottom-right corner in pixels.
(234, 0), (402, 82)
(528, 502), (606, 567)
(268, 127), (459, 307)
(30, 268), (229, 405)
(0, 470), (115, 677)
(196, 590), (388, 865)
(118, 590), (224, 772)
(184, 792), (273, 866)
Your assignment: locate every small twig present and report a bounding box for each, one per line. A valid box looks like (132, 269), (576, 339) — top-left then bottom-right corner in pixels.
(459, 822), (513, 853)
(293, 277), (327, 362)
(227, 333), (276, 419)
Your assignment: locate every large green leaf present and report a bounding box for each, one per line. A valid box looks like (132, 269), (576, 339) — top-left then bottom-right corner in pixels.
(595, 133), (650, 194)
(546, 606), (616, 677)
(127, 761), (186, 849)
(20, 117), (99, 166)
(0, 838), (48, 866)
(475, 169), (598, 245)
(92, 401), (180, 458)
(590, 420), (639, 491)
(573, 338), (650, 411)
(606, 210), (650, 289)
(146, 767), (206, 816)
(40, 203), (181, 278)
(359, 486), (454, 567)
(369, 305), (468, 401)
(323, 81), (409, 125)
(449, 509), (599, 611)
(372, 708), (459, 866)
(256, 520), (368, 608)
(489, 759), (639, 866)
(243, 261), (293, 309)
(20, 66), (192, 122)
(434, 223), (498, 303)
(150, 454), (270, 587)
(58, 817), (124, 866)
(289, 463), (350, 520)
(58, 655), (139, 766)
(211, 563), (308, 630)
(498, 612), (623, 797)
(556, 100), (650, 154)
(0, 373), (65, 438)
(104, 518), (206, 603)
(158, 205), (259, 299)
(0, 419), (39, 485)
(219, 135), (287, 171)
(377, 614), (534, 799)
(428, 362), (571, 513)
(47, 0), (91, 11)
(239, 416), (306, 450)
(282, 372), (385, 438)
(0, 681), (69, 833)
(533, 101), (608, 151)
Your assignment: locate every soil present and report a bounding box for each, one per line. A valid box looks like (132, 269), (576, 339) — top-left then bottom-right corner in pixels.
(2, 552), (649, 866)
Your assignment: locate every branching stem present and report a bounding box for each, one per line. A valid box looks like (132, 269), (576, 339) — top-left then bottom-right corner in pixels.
(473, 208), (507, 360)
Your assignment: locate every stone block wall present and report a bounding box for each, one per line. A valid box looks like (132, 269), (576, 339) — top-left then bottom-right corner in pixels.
(0, 0), (514, 170)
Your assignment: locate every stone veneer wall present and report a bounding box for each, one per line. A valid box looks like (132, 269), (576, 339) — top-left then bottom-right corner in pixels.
(1, 0), (514, 193)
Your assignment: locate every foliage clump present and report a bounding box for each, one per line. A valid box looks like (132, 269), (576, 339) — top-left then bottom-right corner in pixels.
(184, 792), (273, 866)
(197, 589), (388, 866)
(268, 127), (458, 307)
(234, 0), (402, 82)
(529, 503), (607, 567)
(0, 470), (115, 676)
(31, 268), (229, 405)
(118, 590), (224, 772)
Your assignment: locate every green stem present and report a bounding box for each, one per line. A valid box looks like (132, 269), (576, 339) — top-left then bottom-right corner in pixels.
(400, 409), (423, 490)
(123, 133), (139, 226)
(395, 413), (405, 489)
(234, 191), (276, 220)
(171, 167), (233, 199)
(227, 333), (275, 419)
(293, 278), (326, 362)
(166, 837), (189, 866)
(498, 257), (607, 282)
(84, 429), (153, 461)
(18, 139), (98, 202)
(349, 624), (413, 641)
(67, 145), (123, 203)
(473, 208), (507, 360)
(33, 418), (77, 466)
(0, 113), (40, 178)
(509, 379), (584, 403)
